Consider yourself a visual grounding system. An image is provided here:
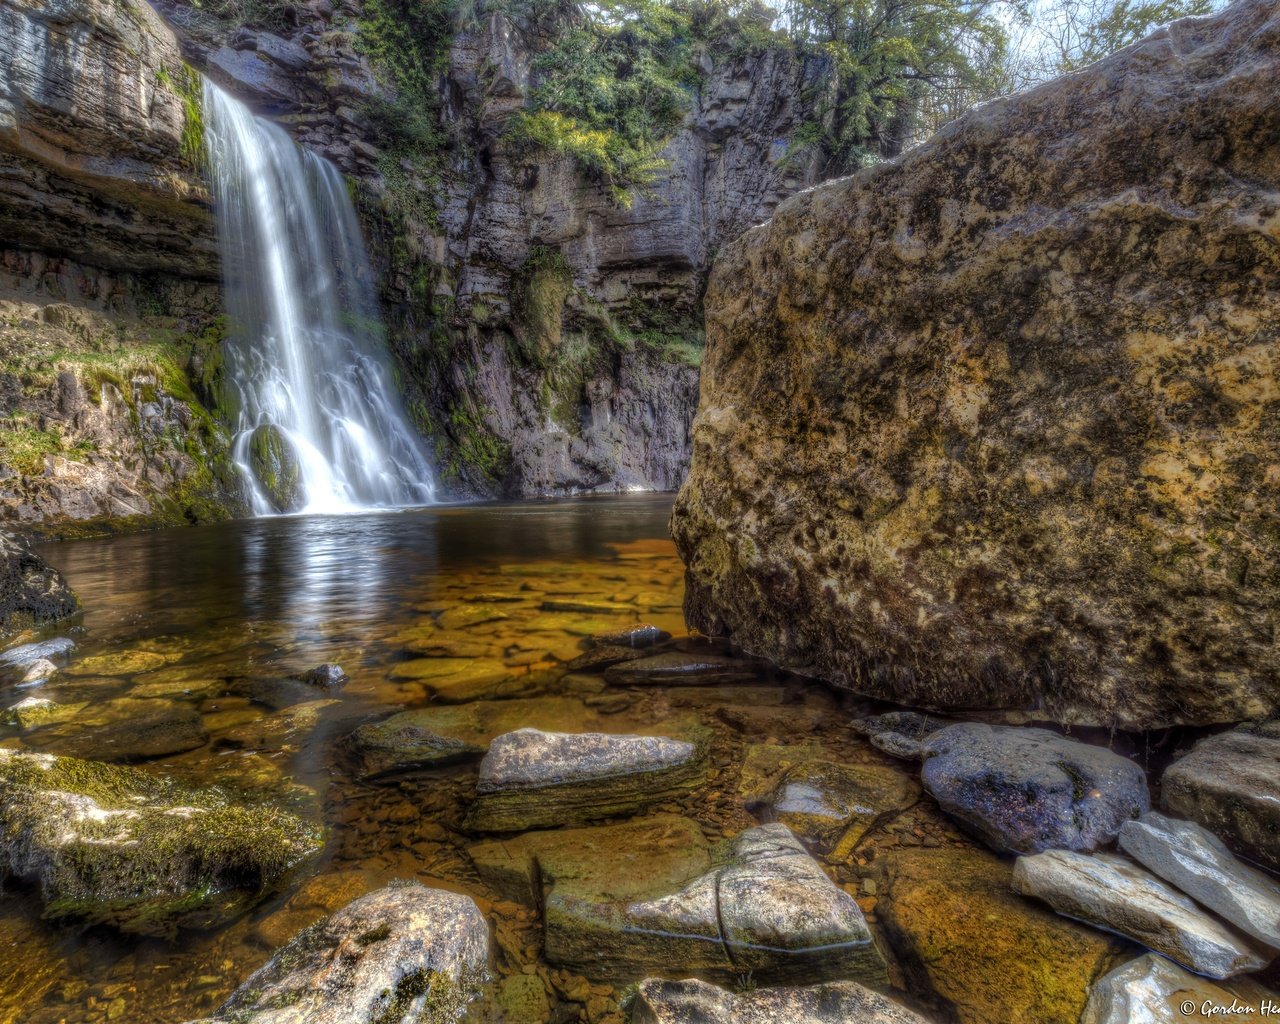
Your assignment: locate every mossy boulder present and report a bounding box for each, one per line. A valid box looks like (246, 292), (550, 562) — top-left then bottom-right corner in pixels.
(248, 424), (304, 514)
(0, 748), (322, 937)
(0, 532), (78, 637)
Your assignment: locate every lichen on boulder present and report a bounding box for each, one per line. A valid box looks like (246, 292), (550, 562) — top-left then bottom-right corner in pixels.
(671, 0), (1280, 729)
(0, 748), (322, 936)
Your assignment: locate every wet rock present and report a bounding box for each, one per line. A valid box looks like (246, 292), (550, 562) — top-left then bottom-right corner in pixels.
(0, 533), (78, 638)
(352, 697), (602, 777)
(247, 425), (304, 514)
(65, 649), (172, 677)
(19, 658), (58, 685)
(474, 818), (884, 984)
(0, 748), (321, 937)
(751, 759), (920, 856)
(631, 977), (930, 1024)
(389, 657), (524, 701)
(437, 604), (509, 630)
(217, 699), (339, 750)
(28, 697), (209, 761)
(465, 725), (706, 831)
(2, 696), (83, 729)
(564, 645), (650, 673)
(671, 0), (1280, 730)
(737, 742), (826, 799)
(878, 846), (1127, 1024)
(1012, 850), (1272, 978)
(920, 724), (1149, 854)
(540, 599), (633, 615)
(586, 624), (672, 648)
(401, 629), (496, 659)
(493, 974), (550, 1023)
(0, 636), (76, 675)
(603, 651), (758, 687)
(299, 663), (348, 689)
(232, 676), (327, 710)
(1161, 726), (1280, 871)
(196, 883), (488, 1024)
(849, 711), (955, 760)
(1080, 952), (1279, 1024)
(1119, 812), (1280, 951)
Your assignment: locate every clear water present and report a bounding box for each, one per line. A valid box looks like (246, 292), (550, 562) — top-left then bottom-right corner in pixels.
(202, 82), (435, 514)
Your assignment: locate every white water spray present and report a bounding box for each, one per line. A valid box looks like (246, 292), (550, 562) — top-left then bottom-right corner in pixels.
(202, 81), (434, 515)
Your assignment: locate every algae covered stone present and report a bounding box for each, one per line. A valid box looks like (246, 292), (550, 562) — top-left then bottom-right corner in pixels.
(195, 882), (489, 1024)
(0, 748), (322, 936)
(247, 424), (303, 514)
(671, 0), (1280, 729)
(465, 725), (707, 831)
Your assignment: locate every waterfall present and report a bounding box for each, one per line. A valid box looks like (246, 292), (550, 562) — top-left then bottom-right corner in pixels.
(201, 81), (435, 515)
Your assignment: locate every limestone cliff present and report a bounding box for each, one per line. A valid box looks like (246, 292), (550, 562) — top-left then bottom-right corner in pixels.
(672, 0), (1280, 729)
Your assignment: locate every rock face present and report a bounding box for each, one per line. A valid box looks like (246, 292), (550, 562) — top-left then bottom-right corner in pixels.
(195, 883), (489, 1024)
(631, 978), (930, 1024)
(0, 530), (76, 635)
(1012, 850), (1273, 978)
(0, 0), (215, 277)
(0, 748), (321, 936)
(1161, 725), (1280, 871)
(671, 0), (1280, 728)
(1080, 952), (1279, 1024)
(1119, 811), (1280, 950)
(920, 724), (1149, 854)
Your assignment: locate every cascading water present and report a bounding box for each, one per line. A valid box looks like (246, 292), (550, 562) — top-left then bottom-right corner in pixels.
(201, 81), (435, 515)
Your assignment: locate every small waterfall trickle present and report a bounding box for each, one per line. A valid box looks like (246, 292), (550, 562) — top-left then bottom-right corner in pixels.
(201, 81), (435, 515)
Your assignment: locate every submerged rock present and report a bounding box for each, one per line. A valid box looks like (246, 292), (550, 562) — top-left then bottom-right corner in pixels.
(1080, 952), (1278, 1024)
(0, 533), (78, 638)
(878, 846), (1127, 1024)
(565, 644), (651, 673)
(586, 624), (672, 649)
(1012, 850), (1272, 978)
(920, 724), (1148, 854)
(1119, 811), (1280, 950)
(465, 726), (706, 831)
(300, 663), (348, 689)
(849, 711), (955, 760)
(671, 0), (1280, 729)
(247, 425), (304, 514)
(2, 696), (83, 729)
(0, 748), (321, 936)
(0, 636), (76, 675)
(603, 651), (758, 687)
(1161, 726), (1280, 871)
(193, 882), (489, 1024)
(474, 818), (884, 984)
(631, 977), (929, 1024)
(25, 696), (209, 761)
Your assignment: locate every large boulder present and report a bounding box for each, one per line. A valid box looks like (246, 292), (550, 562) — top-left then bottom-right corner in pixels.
(0, 748), (321, 936)
(0, 531), (77, 637)
(671, 0), (1280, 728)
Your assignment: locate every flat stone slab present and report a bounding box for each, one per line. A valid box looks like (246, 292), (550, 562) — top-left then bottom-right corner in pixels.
(0, 749), (321, 937)
(217, 699), (339, 751)
(1012, 850), (1272, 978)
(603, 651), (759, 687)
(473, 818), (884, 984)
(193, 883), (488, 1024)
(23, 697), (209, 761)
(1119, 811), (1280, 950)
(751, 758), (920, 856)
(465, 726), (706, 831)
(436, 604), (509, 630)
(352, 697), (602, 778)
(586, 624), (671, 648)
(1162, 725), (1280, 871)
(1081, 952), (1278, 1024)
(632, 978), (930, 1024)
(921, 724), (1149, 853)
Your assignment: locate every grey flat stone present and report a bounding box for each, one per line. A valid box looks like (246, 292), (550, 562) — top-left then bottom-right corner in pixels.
(1120, 811), (1280, 950)
(632, 977), (929, 1024)
(1013, 850), (1272, 978)
(1162, 726), (1280, 871)
(1081, 952), (1279, 1024)
(921, 723), (1149, 853)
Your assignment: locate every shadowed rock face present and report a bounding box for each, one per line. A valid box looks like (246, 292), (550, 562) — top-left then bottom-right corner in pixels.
(0, 0), (215, 278)
(672, 0), (1280, 728)
(0, 530), (76, 635)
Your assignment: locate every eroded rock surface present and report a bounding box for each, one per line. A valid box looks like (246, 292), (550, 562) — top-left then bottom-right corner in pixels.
(671, 0), (1280, 728)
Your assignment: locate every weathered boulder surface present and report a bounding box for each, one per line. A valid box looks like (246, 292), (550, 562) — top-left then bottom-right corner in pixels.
(0, 531), (77, 636)
(1012, 850), (1273, 978)
(921, 724), (1149, 854)
(0, 0), (215, 277)
(631, 978), (929, 1024)
(672, 0), (1280, 728)
(1161, 724), (1280, 871)
(1119, 811), (1280, 950)
(0, 748), (321, 936)
(190, 883), (489, 1024)
(1080, 952), (1279, 1024)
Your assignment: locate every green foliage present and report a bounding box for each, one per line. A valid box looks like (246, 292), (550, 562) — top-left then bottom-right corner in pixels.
(155, 63), (206, 173)
(1050, 0), (1215, 74)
